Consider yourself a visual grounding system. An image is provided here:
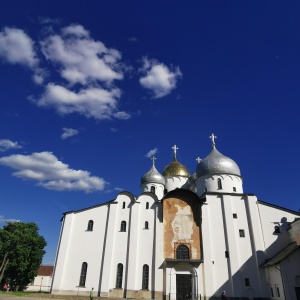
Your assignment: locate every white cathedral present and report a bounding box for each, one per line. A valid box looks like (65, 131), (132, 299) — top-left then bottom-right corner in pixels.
(50, 135), (300, 300)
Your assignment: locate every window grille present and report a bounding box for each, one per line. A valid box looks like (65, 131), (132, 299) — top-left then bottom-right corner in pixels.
(79, 262), (88, 287)
(116, 263), (123, 288)
(142, 265), (149, 289)
(176, 245), (190, 260)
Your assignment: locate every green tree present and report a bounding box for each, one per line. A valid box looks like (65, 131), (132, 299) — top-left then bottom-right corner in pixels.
(0, 222), (47, 291)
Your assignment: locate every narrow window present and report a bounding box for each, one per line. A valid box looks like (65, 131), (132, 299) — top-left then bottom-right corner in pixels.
(122, 202), (125, 209)
(271, 287), (274, 297)
(164, 189), (168, 195)
(145, 221), (149, 229)
(274, 225), (280, 234)
(116, 263), (123, 288)
(79, 262), (88, 287)
(176, 245), (190, 260)
(233, 187), (236, 192)
(276, 285), (280, 297)
(150, 186), (155, 193)
(225, 251), (229, 258)
(239, 229), (245, 237)
(87, 220), (93, 231)
(146, 202), (149, 209)
(245, 278), (250, 286)
(120, 221), (126, 232)
(217, 178), (222, 190)
(142, 264), (149, 289)
(233, 213), (237, 219)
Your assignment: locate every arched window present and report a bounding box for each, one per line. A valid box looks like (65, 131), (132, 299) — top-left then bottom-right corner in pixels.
(176, 245), (190, 260)
(145, 221), (149, 229)
(79, 262), (88, 287)
(116, 263), (123, 288)
(87, 220), (93, 231)
(150, 186), (155, 193)
(142, 264), (149, 289)
(120, 221), (126, 232)
(217, 178), (222, 190)
(122, 202), (125, 209)
(146, 202), (149, 209)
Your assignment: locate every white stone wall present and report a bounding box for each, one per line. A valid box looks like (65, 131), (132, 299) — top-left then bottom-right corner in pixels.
(200, 193), (300, 299)
(51, 192), (164, 297)
(165, 176), (188, 192)
(141, 182), (165, 200)
(51, 188), (300, 299)
(26, 275), (52, 292)
(196, 174), (243, 195)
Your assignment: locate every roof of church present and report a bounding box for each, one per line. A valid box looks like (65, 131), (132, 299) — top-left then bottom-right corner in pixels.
(162, 158), (190, 177)
(196, 146), (241, 178)
(261, 242), (299, 267)
(141, 163), (165, 186)
(37, 265), (54, 276)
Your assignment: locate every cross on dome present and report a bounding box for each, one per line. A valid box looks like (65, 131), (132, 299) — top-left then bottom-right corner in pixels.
(151, 156), (157, 165)
(209, 133), (217, 147)
(196, 157), (202, 163)
(172, 145), (179, 160)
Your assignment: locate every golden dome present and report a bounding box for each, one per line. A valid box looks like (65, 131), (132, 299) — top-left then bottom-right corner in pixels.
(162, 158), (190, 177)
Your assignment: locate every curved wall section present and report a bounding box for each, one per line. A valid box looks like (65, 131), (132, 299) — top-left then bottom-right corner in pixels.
(196, 174), (243, 195)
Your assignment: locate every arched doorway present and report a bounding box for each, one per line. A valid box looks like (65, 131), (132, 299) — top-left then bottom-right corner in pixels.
(168, 263), (198, 300)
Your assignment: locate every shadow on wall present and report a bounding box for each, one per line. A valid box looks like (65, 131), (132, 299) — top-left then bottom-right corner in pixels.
(207, 216), (298, 300)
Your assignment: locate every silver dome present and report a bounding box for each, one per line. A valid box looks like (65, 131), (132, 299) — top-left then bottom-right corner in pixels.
(141, 164), (166, 186)
(196, 147), (241, 178)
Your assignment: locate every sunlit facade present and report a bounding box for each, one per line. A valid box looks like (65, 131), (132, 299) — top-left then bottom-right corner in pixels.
(51, 138), (300, 300)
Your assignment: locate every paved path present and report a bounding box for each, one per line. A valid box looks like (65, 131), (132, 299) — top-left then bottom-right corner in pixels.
(0, 295), (62, 300)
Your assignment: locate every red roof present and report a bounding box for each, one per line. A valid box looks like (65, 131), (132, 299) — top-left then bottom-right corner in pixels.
(37, 265), (54, 276)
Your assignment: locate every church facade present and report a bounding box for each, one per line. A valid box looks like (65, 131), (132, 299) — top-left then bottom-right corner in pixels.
(50, 136), (300, 300)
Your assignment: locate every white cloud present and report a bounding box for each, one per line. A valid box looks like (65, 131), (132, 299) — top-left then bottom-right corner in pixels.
(0, 215), (21, 224)
(62, 24), (90, 38)
(114, 187), (124, 191)
(61, 128), (79, 139)
(139, 57), (182, 98)
(0, 152), (107, 193)
(40, 24), (123, 85)
(0, 27), (45, 84)
(32, 83), (129, 120)
(111, 128), (118, 132)
(0, 27), (38, 68)
(0, 24), (131, 121)
(0, 215), (20, 224)
(0, 139), (22, 152)
(113, 111), (131, 120)
(145, 148), (158, 158)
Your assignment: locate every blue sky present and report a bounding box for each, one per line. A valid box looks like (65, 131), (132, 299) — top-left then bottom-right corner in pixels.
(0, 1), (299, 264)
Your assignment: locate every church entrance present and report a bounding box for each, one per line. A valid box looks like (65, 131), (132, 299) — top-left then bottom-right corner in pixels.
(176, 274), (192, 300)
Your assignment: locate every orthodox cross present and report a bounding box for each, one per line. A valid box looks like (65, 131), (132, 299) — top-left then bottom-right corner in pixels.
(209, 133), (217, 146)
(196, 157), (202, 163)
(151, 156), (157, 165)
(172, 145), (179, 160)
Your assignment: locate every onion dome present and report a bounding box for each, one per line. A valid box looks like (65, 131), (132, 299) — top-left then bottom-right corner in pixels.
(162, 145), (190, 177)
(141, 157), (165, 186)
(196, 134), (241, 178)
